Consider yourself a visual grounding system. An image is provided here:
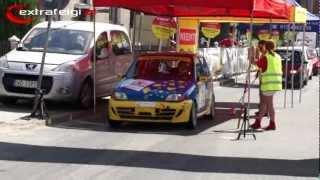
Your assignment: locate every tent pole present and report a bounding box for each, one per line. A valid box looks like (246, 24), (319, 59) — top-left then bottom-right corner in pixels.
(138, 13), (143, 50)
(158, 39), (163, 52)
(269, 16), (272, 39)
(247, 13), (254, 116)
(299, 24), (306, 103)
(93, 7), (97, 114)
(132, 11), (137, 56)
(284, 24), (290, 108)
(291, 23), (296, 108)
(233, 24), (239, 84)
(30, 15), (52, 119)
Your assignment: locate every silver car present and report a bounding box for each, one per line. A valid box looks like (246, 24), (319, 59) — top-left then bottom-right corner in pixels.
(0, 21), (133, 108)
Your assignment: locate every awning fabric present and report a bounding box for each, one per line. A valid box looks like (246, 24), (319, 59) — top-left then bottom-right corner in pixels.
(93, 0), (292, 20)
(286, 0), (320, 21)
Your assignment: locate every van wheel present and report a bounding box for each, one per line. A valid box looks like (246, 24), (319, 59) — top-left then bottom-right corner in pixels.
(186, 102), (197, 129)
(79, 79), (93, 109)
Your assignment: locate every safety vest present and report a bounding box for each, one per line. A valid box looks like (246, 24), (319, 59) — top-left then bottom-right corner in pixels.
(261, 52), (283, 92)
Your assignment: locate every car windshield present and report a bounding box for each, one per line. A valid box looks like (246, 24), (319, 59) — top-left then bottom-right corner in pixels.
(128, 56), (194, 81)
(276, 50), (302, 64)
(20, 28), (93, 55)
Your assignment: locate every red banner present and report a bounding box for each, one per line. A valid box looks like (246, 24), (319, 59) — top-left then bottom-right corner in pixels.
(179, 28), (196, 45)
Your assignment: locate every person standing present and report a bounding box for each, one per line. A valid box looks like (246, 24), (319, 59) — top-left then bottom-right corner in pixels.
(255, 40), (268, 116)
(250, 41), (282, 130)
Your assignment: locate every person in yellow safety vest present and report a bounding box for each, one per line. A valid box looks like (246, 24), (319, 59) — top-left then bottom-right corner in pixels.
(250, 40), (282, 130)
(254, 40), (269, 117)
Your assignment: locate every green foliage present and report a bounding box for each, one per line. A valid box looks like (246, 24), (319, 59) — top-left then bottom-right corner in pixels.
(0, 0), (39, 41)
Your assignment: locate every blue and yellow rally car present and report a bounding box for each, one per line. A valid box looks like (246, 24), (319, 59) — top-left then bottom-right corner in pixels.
(108, 52), (215, 129)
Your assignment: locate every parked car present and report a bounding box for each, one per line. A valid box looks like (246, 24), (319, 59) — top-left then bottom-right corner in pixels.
(313, 47), (320, 75)
(276, 48), (309, 88)
(108, 52), (215, 129)
(0, 21), (133, 108)
(277, 47), (316, 80)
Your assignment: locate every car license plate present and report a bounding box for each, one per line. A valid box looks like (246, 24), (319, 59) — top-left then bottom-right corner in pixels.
(136, 102), (156, 107)
(13, 80), (38, 88)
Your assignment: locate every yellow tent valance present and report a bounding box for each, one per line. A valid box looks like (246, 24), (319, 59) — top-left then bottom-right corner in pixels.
(291, 6), (307, 24)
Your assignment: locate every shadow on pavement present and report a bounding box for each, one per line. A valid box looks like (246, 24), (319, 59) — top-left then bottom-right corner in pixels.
(233, 83), (260, 89)
(0, 141), (317, 177)
(0, 99), (81, 115)
(219, 82), (260, 89)
(51, 101), (256, 136)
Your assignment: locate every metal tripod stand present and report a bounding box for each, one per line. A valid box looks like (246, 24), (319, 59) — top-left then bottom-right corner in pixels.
(30, 89), (49, 119)
(236, 69), (257, 140)
(237, 106), (256, 140)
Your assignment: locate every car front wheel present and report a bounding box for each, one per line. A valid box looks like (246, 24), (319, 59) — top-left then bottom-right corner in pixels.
(79, 79), (93, 109)
(108, 119), (122, 129)
(186, 102), (197, 129)
(209, 94), (216, 121)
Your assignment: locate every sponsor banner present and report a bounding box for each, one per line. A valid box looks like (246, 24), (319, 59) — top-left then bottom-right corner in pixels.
(201, 23), (221, 39)
(238, 22), (319, 33)
(177, 18), (199, 53)
(179, 29), (196, 45)
(152, 17), (176, 40)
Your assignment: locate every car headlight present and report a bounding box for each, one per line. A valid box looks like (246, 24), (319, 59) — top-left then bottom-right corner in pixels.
(113, 92), (128, 100)
(0, 56), (9, 68)
(52, 62), (76, 72)
(166, 94), (185, 102)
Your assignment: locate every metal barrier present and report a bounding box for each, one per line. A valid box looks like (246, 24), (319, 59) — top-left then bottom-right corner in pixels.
(199, 47), (249, 79)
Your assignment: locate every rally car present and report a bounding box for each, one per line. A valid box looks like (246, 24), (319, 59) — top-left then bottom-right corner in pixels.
(108, 52), (215, 129)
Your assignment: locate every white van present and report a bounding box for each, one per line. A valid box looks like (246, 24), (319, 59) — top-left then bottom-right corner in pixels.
(0, 21), (133, 108)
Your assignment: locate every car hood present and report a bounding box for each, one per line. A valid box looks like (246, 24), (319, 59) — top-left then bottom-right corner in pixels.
(4, 50), (83, 65)
(115, 79), (195, 101)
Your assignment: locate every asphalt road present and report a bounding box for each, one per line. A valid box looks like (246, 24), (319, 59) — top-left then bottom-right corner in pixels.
(0, 75), (318, 180)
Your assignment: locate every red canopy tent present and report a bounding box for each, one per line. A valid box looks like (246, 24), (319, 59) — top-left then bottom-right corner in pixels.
(93, 0), (292, 20)
(91, 0), (294, 129)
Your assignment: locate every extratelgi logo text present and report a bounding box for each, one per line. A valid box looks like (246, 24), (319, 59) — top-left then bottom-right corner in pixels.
(5, 1), (81, 25)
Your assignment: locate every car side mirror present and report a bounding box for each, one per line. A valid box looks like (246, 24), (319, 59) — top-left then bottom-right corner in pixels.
(8, 35), (20, 50)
